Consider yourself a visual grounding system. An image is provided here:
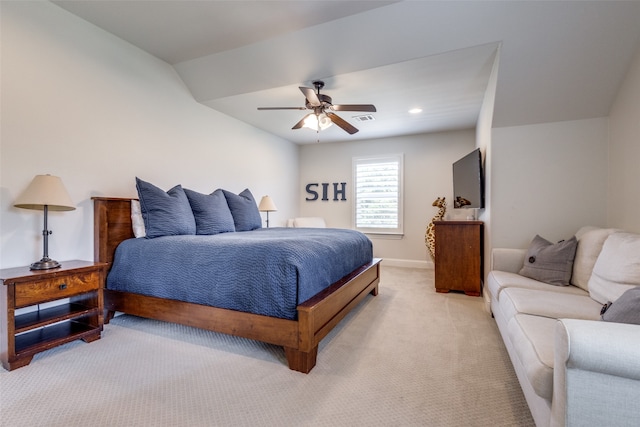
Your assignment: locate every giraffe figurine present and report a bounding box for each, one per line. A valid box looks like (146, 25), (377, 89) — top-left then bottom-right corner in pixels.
(425, 197), (446, 261)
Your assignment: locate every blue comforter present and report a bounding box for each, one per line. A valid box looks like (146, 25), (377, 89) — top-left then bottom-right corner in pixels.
(106, 227), (373, 320)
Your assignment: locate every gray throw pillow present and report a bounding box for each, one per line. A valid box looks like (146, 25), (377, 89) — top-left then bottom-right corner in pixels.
(519, 235), (578, 286)
(601, 286), (640, 324)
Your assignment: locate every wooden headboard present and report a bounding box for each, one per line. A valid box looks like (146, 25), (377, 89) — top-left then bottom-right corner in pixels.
(92, 197), (135, 268)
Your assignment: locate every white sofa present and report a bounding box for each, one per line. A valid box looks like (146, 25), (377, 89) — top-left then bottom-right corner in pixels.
(487, 226), (640, 426)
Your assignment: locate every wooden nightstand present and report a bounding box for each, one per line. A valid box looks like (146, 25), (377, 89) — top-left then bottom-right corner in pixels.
(0, 260), (107, 371)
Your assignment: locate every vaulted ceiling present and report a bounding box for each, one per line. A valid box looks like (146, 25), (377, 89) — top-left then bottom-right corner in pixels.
(52, 1), (640, 144)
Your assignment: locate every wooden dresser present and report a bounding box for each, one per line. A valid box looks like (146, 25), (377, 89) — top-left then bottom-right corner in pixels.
(434, 221), (484, 296)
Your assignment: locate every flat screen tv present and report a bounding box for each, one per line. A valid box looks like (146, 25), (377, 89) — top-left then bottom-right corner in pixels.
(452, 148), (484, 209)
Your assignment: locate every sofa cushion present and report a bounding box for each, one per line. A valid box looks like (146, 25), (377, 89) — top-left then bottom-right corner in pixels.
(499, 287), (600, 321)
(589, 232), (640, 304)
(601, 286), (640, 325)
(572, 227), (620, 291)
(488, 270), (587, 304)
(519, 235), (578, 286)
(508, 314), (557, 400)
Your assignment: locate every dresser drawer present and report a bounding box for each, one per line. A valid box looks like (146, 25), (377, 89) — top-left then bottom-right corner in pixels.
(14, 271), (100, 307)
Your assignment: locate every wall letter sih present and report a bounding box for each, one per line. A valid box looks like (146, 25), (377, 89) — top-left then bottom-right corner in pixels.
(305, 183), (347, 201)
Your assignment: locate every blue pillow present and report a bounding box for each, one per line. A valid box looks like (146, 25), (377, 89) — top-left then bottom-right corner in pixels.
(135, 177), (196, 238)
(222, 189), (262, 231)
(184, 188), (235, 235)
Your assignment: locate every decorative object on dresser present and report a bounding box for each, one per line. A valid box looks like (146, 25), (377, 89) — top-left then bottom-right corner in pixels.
(93, 196), (381, 373)
(0, 260), (107, 370)
(434, 221), (483, 296)
(258, 195), (277, 228)
(425, 197), (447, 261)
(14, 174), (76, 270)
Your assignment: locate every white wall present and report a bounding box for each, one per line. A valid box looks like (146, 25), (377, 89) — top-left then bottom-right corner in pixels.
(3, 2), (630, 272)
(476, 45), (500, 286)
(0, 2), (299, 269)
(298, 130), (476, 266)
(491, 118), (609, 249)
(608, 43), (640, 232)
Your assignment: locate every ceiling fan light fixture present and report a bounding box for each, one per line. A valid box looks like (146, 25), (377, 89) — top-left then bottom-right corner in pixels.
(318, 113), (332, 130)
(260, 81), (374, 136)
(303, 112), (332, 131)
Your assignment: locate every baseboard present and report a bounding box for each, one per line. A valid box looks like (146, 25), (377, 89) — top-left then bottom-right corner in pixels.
(381, 258), (433, 269)
(482, 287), (492, 314)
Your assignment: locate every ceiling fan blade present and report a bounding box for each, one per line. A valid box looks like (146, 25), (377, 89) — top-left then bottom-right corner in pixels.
(327, 113), (359, 135)
(292, 113), (313, 130)
(257, 107), (307, 110)
(299, 86), (321, 107)
(332, 104), (377, 112)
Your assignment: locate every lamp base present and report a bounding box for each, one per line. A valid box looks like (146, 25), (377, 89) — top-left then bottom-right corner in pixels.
(30, 258), (61, 270)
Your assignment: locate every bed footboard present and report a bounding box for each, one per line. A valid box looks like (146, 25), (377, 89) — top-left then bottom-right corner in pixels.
(287, 258), (380, 373)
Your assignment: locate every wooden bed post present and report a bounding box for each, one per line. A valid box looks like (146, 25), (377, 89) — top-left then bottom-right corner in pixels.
(284, 346), (318, 374)
(284, 306), (318, 373)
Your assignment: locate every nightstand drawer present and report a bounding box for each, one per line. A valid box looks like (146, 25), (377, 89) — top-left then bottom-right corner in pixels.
(14, 271), (100, 307)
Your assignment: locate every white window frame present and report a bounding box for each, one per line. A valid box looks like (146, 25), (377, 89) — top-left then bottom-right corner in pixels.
(352, 154), (404, 236)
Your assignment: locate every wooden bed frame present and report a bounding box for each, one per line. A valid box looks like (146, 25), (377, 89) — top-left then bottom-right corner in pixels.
(93, 197), (381, 373)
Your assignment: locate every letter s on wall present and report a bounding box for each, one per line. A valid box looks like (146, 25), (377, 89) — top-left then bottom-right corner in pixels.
(305, 183), (319, 201)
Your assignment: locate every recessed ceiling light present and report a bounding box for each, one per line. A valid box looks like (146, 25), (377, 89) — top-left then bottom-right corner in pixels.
(409, 108), (423, 114)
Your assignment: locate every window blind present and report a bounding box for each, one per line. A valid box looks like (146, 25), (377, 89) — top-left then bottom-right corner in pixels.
(353, 155), (403, 234)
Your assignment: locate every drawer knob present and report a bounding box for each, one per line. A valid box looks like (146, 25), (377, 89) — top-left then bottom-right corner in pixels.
(59, 283), (67, 290)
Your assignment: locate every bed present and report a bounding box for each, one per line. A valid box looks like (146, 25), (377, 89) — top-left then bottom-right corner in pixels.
(93, 197), (381, 373)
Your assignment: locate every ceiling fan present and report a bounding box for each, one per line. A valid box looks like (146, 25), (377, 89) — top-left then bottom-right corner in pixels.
(257, 81), (376, 135)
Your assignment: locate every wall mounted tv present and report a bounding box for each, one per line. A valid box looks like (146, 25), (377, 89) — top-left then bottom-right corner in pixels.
(452, 148), (484, 209)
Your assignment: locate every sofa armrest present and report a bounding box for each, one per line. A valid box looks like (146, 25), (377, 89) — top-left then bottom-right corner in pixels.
(552, 319), (640, 427)
(490, 248), (526, 273)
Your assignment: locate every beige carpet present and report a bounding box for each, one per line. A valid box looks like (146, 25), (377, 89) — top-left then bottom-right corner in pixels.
(0, 266), (534, 426)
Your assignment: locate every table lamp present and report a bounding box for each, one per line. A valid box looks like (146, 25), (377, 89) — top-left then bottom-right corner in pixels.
(14, 174), (76, 270)
(258, 195), (277, 228)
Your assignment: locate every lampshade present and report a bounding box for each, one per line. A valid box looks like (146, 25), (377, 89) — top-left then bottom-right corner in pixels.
(14, 175), (75, 211)
(14, 175), (75, 270)
(303, 113), (333, 131)
(258, 195), (277, 212)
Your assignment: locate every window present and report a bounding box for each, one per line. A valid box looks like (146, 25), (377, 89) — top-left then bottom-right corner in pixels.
(353, 154), (403, 235)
